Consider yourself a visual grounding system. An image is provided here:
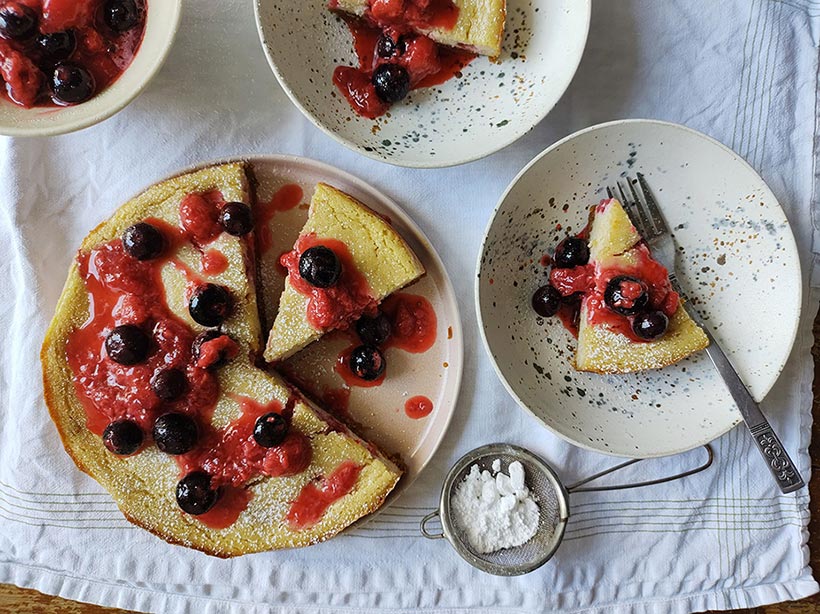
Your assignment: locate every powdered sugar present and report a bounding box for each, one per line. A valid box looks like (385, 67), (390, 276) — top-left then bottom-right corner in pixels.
(451, 460), (540, 554)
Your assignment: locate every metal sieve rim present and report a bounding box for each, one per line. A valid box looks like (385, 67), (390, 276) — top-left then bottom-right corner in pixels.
(436, 443), (570, 576)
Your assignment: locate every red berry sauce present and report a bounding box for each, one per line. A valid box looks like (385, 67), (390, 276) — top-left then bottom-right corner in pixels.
(179, 191), (226, 247)
(546, 204), (679, 342)
(66, 234), (219, 436)
(404, 395), (433, 419)
(381, 292), (437, 353)
(280, 232), (377, 332)
(0, 0), (147, 108)
(178, 396), (312, 529)
(331, 2), (474, 119)
(66, 190), (318, 528)
(286, 460), (363, 530)
(200, 249), (229, 276)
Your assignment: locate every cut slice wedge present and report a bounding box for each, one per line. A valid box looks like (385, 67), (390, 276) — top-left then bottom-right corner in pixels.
(264, 183), (424, 363)
(574, 199), (709, 373)
(332, 0), (506, 57)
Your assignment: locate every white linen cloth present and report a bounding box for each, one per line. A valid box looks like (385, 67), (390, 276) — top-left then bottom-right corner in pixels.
(0, 0), (818, 612)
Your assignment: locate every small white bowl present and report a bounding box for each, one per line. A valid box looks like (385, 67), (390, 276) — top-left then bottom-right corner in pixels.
(255, 0), (590, 168)
(0, 1), (182, 137)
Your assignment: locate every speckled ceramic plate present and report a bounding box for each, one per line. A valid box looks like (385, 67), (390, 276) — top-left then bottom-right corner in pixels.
(254, 0), (590, 168)
(476, 120), (802, 458)
(243, 155), (463, 506)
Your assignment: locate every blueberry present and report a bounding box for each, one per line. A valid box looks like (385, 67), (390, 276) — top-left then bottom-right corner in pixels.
(218, 202), (253, 236)
(376, 33), (396, 58)
(632, 311), (669, 340)
(191, 330), (234, 369)
(298, 246), (341, 288)
(532, 285), (561, 317)
(253, 412), (289, 448)
(176, 471), (218, 515)
(102, 420), (143, 455)
(105, 325), (150, 365)
(51, 63), (95, 105)
(35, 31), (76, 65)
(604, 275), (649, 316)
(0, 2), (37, 41)
(372, 64), (410, 104)
(355, 312), (391, 346)
(553, 237), (590, 269)
(189, 284), (232, 327)
(150, 368), (187, 401)
(122, 222), (164, 260)
(153, 412), (198, 455)
(349, 345), (385, 381)
(104, 0), (140, 32)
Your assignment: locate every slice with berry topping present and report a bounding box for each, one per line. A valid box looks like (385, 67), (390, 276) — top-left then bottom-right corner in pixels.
(333, 0), (506, 58)
(264, 183), (424, 362)
(572, 198), (709, 373)
(41, 163), (402, 556)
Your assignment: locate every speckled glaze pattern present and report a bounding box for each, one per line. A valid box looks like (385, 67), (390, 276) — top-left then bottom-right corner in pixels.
(254, 0), (590, 167)
(476, 120), (802, 458)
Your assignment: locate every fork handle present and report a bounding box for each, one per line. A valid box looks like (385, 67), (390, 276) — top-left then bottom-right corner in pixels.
(677, 288), (804, 493)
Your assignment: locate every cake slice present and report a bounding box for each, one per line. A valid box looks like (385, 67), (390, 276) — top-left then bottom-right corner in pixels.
(264, 183), (424, 363)
(41, 164), (401, 557)
(570, 199), (709, 373)
(332, 0), (506, 57)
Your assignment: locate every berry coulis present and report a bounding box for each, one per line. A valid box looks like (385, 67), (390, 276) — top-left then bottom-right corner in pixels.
(65, 190), (341, 529)
(286, 460), (363, 530)
(280, 232), (377, 332)
(334, 292), (437, 389)
(67, 235), (220, 436)
(178, 396), (312, 529)
(0, 0), (147, 108)
(331, 3), (474, 119)
(200, 249), (229, 276)
(381, 292), (436, 353)
(545, 213), (679, 342)
(404, 395), (433, 419)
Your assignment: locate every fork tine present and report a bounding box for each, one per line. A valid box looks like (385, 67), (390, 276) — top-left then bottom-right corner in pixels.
(606, 186), (614, 199)
(627, 177), (659, 238)
(617, 180), (650, 239)
(636, 172), (670, 235)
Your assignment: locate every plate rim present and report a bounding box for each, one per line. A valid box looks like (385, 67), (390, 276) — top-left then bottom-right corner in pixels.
(129, 153), (465, 507)
(252, 0), (592, 169)
(474, 118), (803, 458)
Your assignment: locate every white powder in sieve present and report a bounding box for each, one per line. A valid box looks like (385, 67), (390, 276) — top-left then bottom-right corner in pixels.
(451, 459), (540, 554)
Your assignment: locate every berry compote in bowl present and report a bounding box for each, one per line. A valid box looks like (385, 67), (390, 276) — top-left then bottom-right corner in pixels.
(0, 0), (181, 136)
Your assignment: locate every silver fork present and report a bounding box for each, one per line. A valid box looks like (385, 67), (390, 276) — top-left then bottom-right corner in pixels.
(608, 174), (804, 494)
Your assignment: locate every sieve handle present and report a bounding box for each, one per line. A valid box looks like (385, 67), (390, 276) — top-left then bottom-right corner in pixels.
(566, 443), (714, 493)
(420, 510), (445, 539)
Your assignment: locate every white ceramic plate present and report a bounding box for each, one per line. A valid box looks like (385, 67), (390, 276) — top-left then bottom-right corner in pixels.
(0, 1), (182, 137)
(236, 155), (463, 501)
(254, 0), (590, 168)
(476, 120), (802, 458)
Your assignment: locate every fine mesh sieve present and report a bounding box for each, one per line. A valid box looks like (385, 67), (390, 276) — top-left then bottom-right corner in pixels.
(420, 443), (714, 576)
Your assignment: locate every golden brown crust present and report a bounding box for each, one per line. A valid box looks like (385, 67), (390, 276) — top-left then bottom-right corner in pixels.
(40, 164), (402, 557)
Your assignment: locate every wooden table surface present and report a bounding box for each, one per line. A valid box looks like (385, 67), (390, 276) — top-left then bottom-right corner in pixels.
(2, 312), (818, 614)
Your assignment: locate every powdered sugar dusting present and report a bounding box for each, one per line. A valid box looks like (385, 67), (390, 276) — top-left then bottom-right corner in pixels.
(451, 460), (540, 554)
